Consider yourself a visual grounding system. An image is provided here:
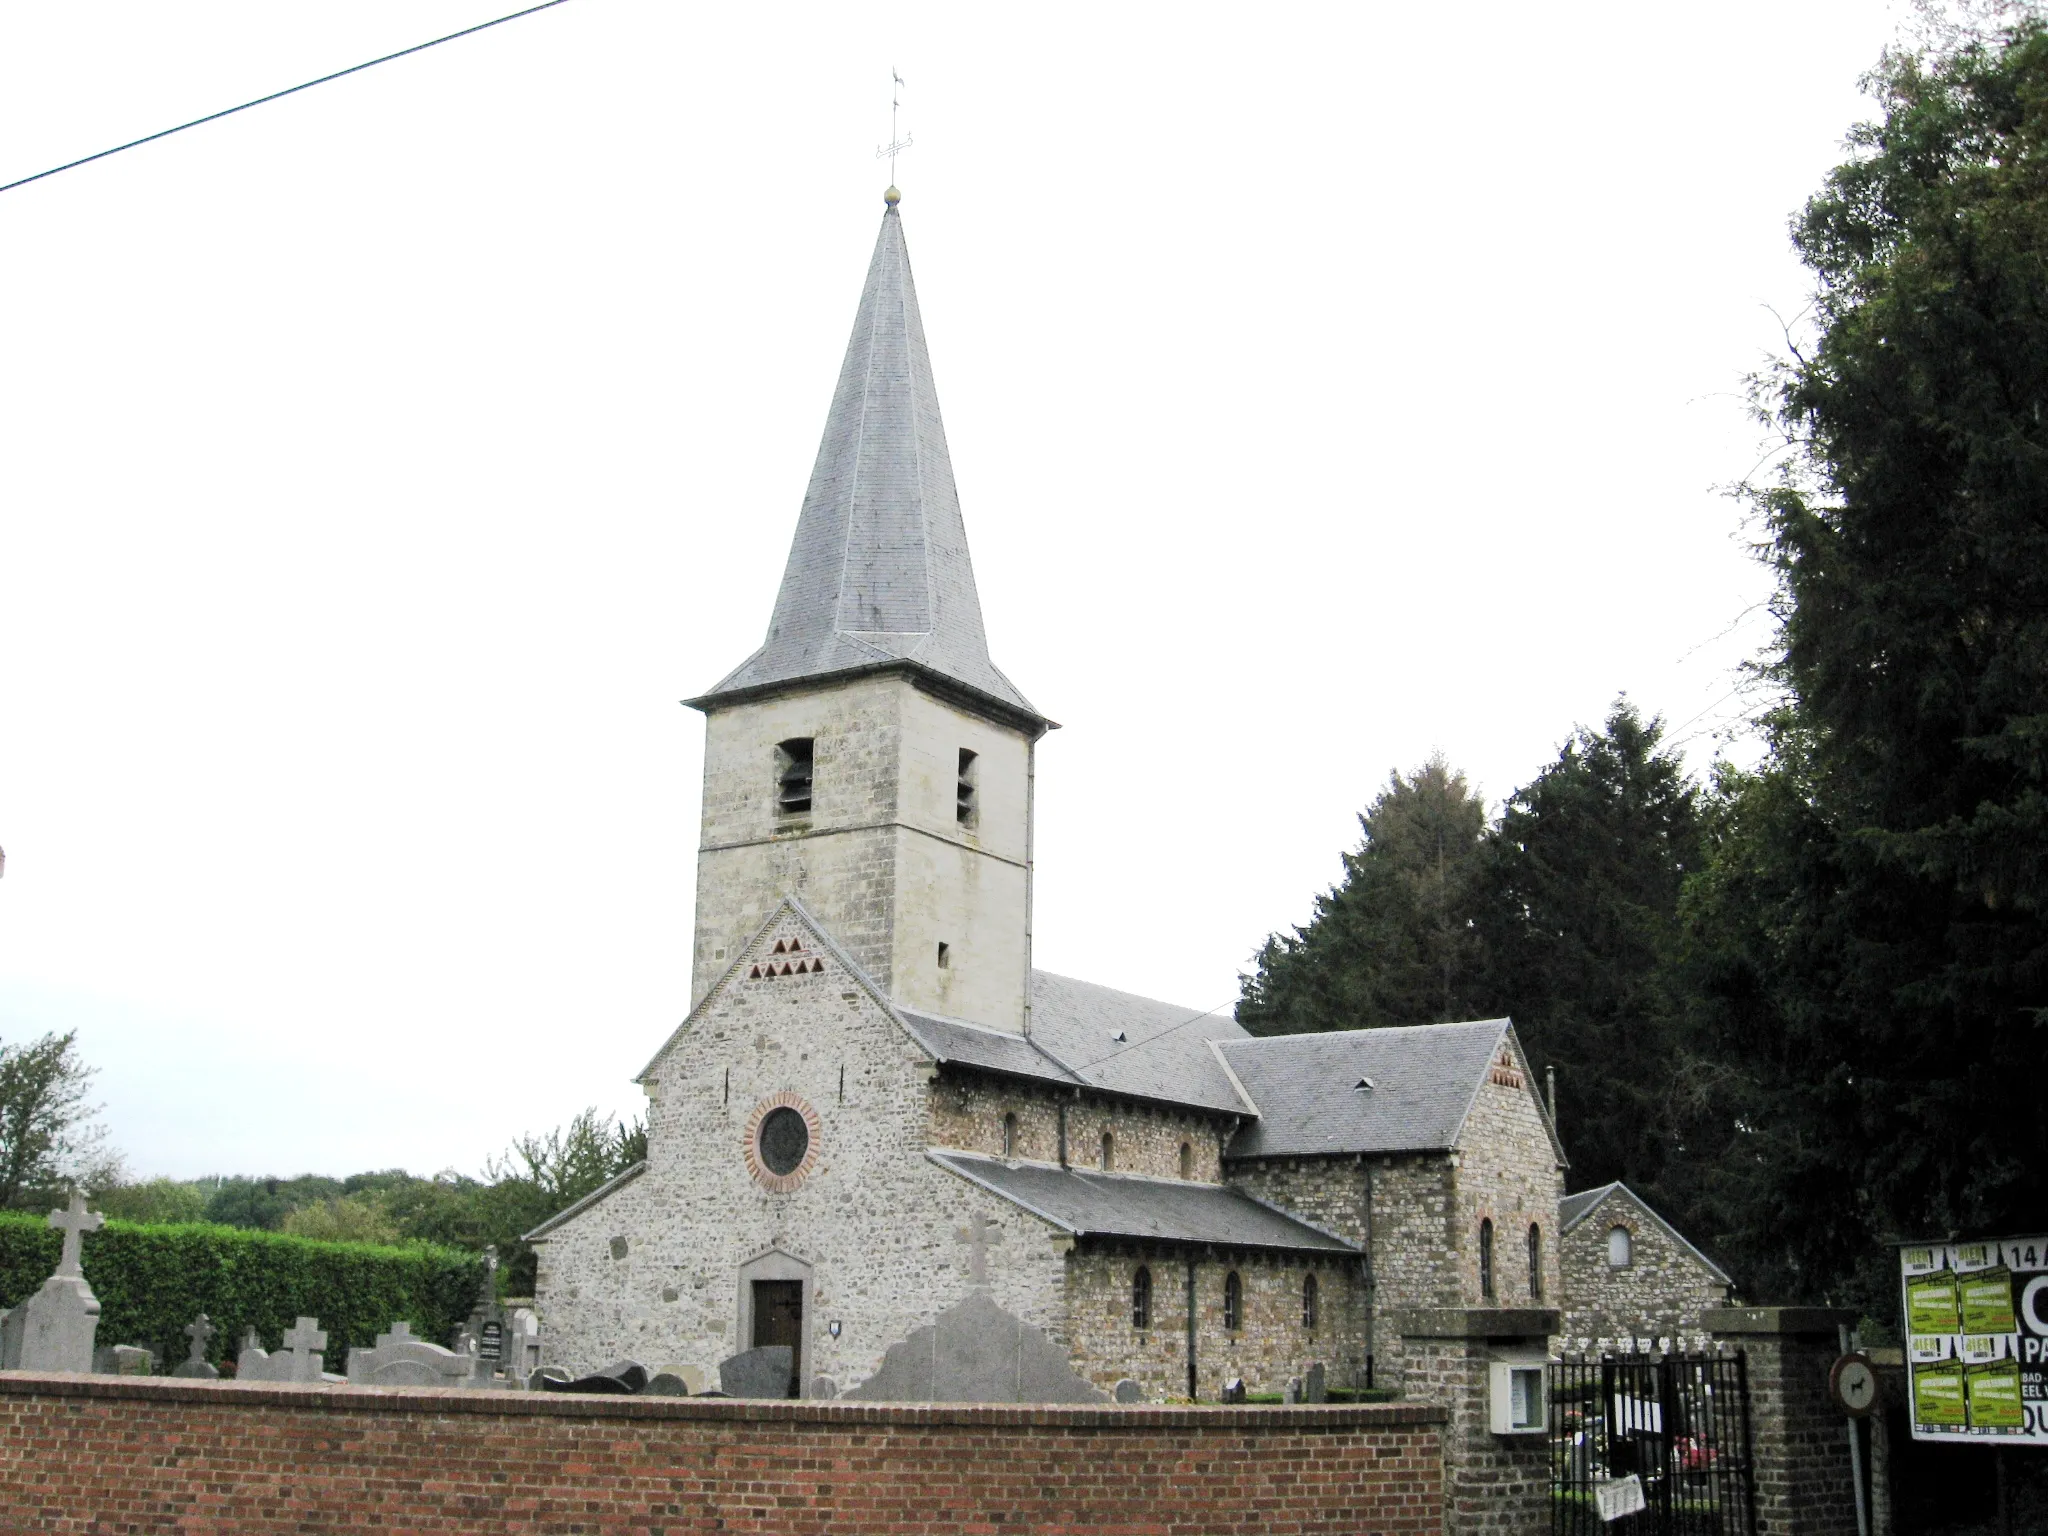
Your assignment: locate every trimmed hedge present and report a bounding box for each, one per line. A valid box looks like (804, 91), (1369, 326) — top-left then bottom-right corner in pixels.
(0, 1213), (482, 1373)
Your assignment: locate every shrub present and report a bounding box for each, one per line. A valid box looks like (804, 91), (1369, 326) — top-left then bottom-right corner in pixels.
(95, 1178), (207, 1225)
(0, 1213), (481, 1372)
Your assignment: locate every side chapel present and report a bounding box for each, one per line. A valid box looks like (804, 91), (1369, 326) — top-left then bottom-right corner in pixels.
(530, 189), (1570, 1399)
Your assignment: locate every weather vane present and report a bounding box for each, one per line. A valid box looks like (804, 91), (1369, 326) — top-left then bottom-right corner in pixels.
(876, 69), (912, 184)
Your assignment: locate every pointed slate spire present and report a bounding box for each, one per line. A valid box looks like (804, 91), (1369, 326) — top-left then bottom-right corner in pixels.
(692, 191), (1043, 727)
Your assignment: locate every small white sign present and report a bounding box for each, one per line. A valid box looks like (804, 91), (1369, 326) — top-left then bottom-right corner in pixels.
(1595, 1475), (1647, 1521)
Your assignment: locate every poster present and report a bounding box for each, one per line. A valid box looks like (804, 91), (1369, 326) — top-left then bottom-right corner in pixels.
(1899, 1236), (2048, 1443)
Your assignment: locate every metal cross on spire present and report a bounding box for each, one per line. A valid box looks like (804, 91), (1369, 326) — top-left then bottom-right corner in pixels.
(876, 68), (912, 185)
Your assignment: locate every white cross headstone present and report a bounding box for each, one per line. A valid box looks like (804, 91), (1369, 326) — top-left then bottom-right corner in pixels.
(48, 1192), (103, 1279)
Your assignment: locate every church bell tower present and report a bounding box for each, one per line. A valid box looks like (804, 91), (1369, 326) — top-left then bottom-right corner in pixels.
(683, 189), (1051, 1033)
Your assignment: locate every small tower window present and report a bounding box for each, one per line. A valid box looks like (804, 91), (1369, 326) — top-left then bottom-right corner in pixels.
(1302, 1272), (1319, 1330)
(937, 942), (951, 970)
(1223, 1270), (1243, 1332)
(1099, 1131), (1114, 1172)
(1528, 1223), (1543, 1299)
(1178, 1141), (1193, 1180)
(1002, 1112), (1019, 1159)
(1608, 1226), (1633, 1269)
(1479, 1218), (1496, 1300)
(775, 738), (814, 815)
(1132, 1266), (1152, 1330)
(956, 748), (978, 827)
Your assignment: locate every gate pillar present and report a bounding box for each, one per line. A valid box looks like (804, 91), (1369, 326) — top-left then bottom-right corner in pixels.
(1397, 1307), (1557, 1536)
(1705, 1306), (1859, 1536)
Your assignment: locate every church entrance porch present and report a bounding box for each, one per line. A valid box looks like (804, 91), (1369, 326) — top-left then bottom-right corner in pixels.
(751, 1280), (802, 1398)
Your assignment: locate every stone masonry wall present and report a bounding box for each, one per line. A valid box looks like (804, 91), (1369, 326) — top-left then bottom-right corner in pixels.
(536, 907), (1067, 1388)
(1559, 1188), (1731, 1353)
(1451, 1042), (1565, 1316)
(1229, 1153), (1459, 1389)
(693, 676), (906, 1005)
(691, 675), (1035, 1032)
(926, 1074), (1229, 1183)
(0, 1374), (1448, 1536)
(1707, 1312), (1860, 1536)
(1061, 1246), (1367, 1399)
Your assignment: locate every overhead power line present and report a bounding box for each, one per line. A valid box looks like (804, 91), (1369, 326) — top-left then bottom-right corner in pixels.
(0, 0), (575, 197)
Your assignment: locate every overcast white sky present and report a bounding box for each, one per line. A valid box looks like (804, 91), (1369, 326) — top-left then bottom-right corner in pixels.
(0, 2), (1909, 1181)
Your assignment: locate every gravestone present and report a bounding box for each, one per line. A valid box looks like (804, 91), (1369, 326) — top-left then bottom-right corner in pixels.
(643, 1373), (691, 1397)
(652, 1362), (706, 1395)
(1304, 1361), (1326, 1403)
(239, 1317), (328, 1384)
(170, 1314), (219, 1379)
(501, 1308), (542, 1386)
(844, 1290), (1106, 1403)
(718, 1346), (794, 1399)
(1220, 1376), (1247, 1404)
(528, 1366), (569, 1391)
(543, 1359), (648, 1395)
(345, 1321), (474, 1388)
(1284, 1376), (1303, 1404)
(0, 1192), (104, 1373)
(92, 1344), (154, 1376)
(809, 1375), (837, 1400)
(1113, 1378), (1144, 1404)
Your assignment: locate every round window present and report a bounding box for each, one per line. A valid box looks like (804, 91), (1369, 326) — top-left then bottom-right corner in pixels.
(757, 1106), (811, 1176)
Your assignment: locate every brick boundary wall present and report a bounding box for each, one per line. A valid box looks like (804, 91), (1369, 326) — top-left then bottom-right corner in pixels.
(0, 1372), (1446, 1535)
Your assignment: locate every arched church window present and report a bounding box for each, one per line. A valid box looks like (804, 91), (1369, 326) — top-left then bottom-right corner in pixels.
(1002, 1112), (1018, 1159)
(1608, 1226), (1633, 1268)
(956, 748), (978, 827)
(1132, 1266), (1152, 1330)
(1302, 1272), (1318, 1330)
(775, 738), (814, 815)
(1178, 1141), (1193, 1179)
(1528, 1224), (1543, 1298)
(1223, 1271), (1243, 1332)
(1479, 1219), (1495, 1300)
(1100, 1132), (1114, 1172)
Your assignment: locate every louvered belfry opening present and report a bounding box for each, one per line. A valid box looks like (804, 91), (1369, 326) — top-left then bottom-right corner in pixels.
(956, 748), (978, 827)
(775, 738), (814, 816)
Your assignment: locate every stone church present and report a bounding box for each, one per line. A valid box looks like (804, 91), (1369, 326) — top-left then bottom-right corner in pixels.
(529, 189), (1569, 1400)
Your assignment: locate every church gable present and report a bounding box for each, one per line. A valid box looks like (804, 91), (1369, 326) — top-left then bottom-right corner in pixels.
(636, 896), (934, 1088)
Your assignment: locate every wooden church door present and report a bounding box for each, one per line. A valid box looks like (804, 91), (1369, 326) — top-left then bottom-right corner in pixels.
(751, 1279), (802, 1397)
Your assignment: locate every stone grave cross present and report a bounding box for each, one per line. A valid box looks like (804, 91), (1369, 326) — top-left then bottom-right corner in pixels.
(954, 1213), (1002, 1287)
(280, 1317), (327, 1367)
(184, 1314), (214, 1365)
(49, 1191), (103, 1279)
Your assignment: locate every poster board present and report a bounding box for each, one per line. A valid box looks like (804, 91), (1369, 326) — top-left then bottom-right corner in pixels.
(1899, 1236), (2047, 1443)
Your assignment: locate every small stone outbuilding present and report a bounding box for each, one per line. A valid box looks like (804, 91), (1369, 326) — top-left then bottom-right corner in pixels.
(1556, 1181), (1733, 1354)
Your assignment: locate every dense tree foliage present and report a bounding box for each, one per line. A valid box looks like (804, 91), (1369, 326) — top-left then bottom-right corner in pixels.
(1243, 22), (2048, 1321)
(1479, 704), (1702, 1197)
(97, 1109), (645, 1295)
(1682, 19), (2048, 1311)
(0, 1030), (115, 1209)
(1239, 755), (1490, 1036)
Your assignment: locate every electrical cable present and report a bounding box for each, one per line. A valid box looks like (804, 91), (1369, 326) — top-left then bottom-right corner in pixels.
(0, 0), (575, 197)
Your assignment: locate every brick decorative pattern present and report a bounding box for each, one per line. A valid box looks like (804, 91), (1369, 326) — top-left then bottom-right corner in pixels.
(1558, 1187), (1731, 1353)
(0, 1373), (1447, 1535)
(740, 1091), (822, 1194)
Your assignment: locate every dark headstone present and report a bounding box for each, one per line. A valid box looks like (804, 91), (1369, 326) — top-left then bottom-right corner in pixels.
(93, 1344), (153, 1376)
(528, 1366), (570, 1391)
(171, 1314), (219, 1379)
(642, 1372), (691, 1397)
(543, 1359), (648, 1395)
(1113, 1378), (1143, 1404)
(1305, 1361), (1327, 1403)
(1220, 1376), (1247, 1404)
(718, 1345), (795, 1399)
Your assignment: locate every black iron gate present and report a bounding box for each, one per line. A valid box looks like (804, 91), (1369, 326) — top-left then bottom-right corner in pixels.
(1549, 1352), (1758, 1536)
